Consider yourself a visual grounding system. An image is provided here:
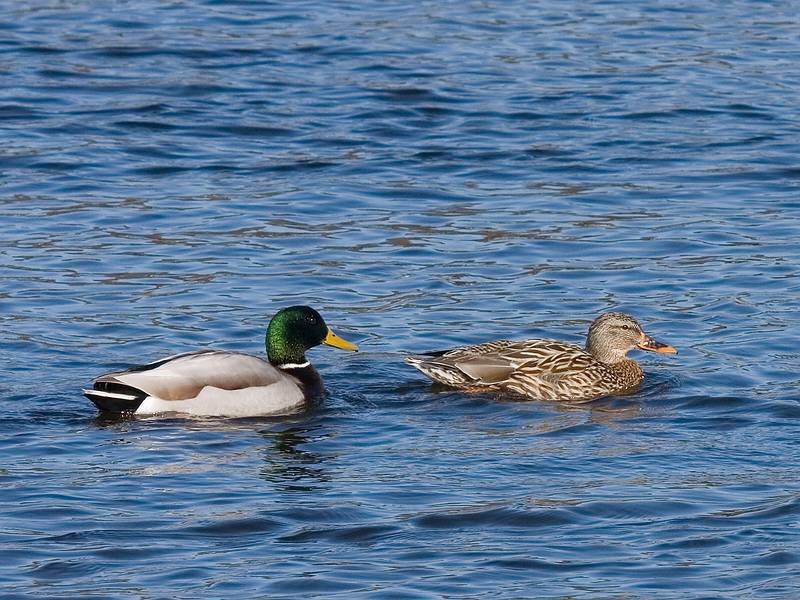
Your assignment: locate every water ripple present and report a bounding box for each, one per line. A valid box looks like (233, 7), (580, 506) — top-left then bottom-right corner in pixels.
(1, 0), (800, 597)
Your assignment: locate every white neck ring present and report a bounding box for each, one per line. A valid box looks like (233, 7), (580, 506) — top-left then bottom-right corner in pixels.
(278, 361), (310, 370)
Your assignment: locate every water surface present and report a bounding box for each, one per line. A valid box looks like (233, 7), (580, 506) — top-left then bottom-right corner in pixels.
(1, 1), (800, 597)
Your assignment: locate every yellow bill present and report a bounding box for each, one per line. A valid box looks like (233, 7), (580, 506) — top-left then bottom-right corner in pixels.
(323, 328), (358, 351)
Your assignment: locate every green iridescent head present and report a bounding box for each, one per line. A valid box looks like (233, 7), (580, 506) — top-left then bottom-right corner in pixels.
(266, 305), (358, 366)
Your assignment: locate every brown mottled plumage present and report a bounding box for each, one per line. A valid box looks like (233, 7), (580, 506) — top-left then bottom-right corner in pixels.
(405, 312), (677, 402)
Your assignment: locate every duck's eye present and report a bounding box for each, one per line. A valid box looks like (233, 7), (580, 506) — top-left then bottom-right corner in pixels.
(621, 324), (630, 330)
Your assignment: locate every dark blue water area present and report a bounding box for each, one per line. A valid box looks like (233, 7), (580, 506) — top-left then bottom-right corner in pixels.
(1, 0), (800, 597)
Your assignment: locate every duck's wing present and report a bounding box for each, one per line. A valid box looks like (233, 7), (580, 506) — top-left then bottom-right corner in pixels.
(406, 340), (526, 385)
(467, 340), (622, 401)
(406, 339), (597, 387)
(85, 350), (290, 412)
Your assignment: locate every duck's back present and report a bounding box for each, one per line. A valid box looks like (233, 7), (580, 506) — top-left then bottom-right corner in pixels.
(99, 350), (282, 398)
(407, 338), (643, 402)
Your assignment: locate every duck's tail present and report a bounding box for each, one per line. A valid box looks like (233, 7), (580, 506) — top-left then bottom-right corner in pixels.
(404, 354), (474, 386)
(83, 381), (146, 413)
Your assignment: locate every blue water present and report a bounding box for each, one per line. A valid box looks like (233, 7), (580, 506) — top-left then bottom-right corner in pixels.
(2, 1), (800, 597)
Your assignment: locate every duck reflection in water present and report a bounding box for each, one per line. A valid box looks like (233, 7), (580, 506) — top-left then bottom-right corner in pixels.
(258, 425), (331, 492)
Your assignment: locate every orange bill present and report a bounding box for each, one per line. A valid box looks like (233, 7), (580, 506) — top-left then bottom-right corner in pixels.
(637, 333), (677, 354)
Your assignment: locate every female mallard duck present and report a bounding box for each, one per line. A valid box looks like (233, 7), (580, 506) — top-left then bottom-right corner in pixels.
(406, 312), (676, 402)
(84, 306), (358, 417)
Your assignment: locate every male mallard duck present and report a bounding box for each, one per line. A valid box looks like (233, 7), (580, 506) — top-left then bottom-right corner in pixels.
(406, 312), (676, 402)
(84, 306), (358, 417)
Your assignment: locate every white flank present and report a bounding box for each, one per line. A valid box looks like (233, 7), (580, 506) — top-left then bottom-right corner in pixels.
(135, 379), (306, 418)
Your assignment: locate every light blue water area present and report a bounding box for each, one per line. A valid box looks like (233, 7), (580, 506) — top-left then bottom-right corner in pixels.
(1, 0), (800, 597)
